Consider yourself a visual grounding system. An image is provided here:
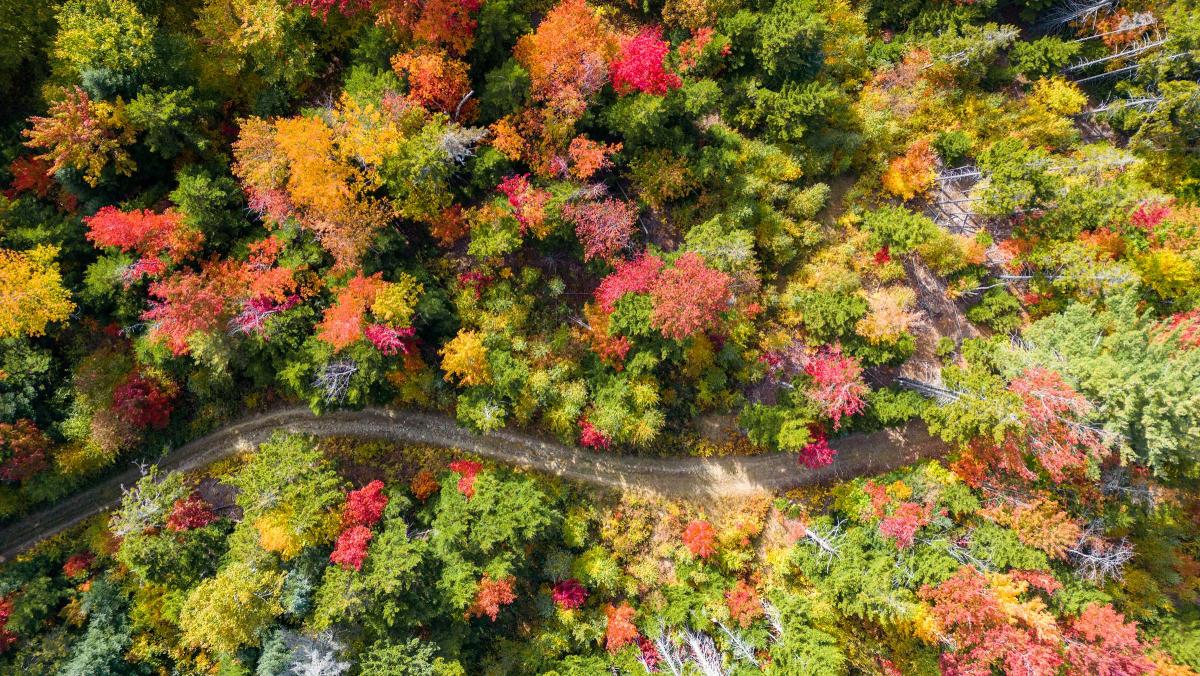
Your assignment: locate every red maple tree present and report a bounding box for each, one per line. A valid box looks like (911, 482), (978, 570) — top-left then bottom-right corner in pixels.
(682, 519), (717, 559)
(1064, 603), (1154, 675)
(166, 493), (218, 532)
(343, 480), (388, 528)
(449, 459), (484, 498)
(579, 419), (612, 450)
(563, 198), (639, 262)
(649, 252), (732, 340)
(62, 552), (94, 579)
(0, 420), (50, 483)
(317, 273), (388, 351)
(0, 596), (16, 655)
(611, 27), (682, 95)
(604, 602), (640, 652)
(330, 525), (374, 571)
(803, 347), (868, 429)
(112, 372), (176, 430)
(552, 578), (589, 610)
(725, 580), (763, 628)
(595, 253), (664, 312)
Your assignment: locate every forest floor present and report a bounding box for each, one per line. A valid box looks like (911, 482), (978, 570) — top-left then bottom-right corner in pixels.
(0, 406), (949, 561)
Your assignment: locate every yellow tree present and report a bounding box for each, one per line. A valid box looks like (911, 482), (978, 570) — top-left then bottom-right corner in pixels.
(440, 329), (491, 386)
(0, 245), (74, 338)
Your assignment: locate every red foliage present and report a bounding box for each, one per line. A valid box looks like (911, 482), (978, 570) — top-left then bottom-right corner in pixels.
(638, 635), (660, 669)
(317, 273), (387, 351)
(291, 0), (371, 17)
(725, 580), (763, 628)
(878, 501), (932, 549)
(5, 156), (53, 198)
(449, 459), (483, 498)
(803, 347), (868, 429)
(112, 372), (175, 430)
(682, 519), (717, 559)
(798, 428), (836, 469)
(468, 575), (516, 621)
(365, 324), (416, 355)
(330, 525), (374, 571)
(0, 596), (15, 655)
(595, 253), (664, 312)
(649, 252), (732, 340)
(677, 28), (716, 72)
(62, 552), (94, 579)
(1130, 201), (1171, 234)
(552, 578), (589, 610)
(1065, 603), (1153, 675)
(497, 174), (551, 236)
(166, 493), (219, 532)
(377, 0), (483, 56)
(579, 419), (612, 450)
(563, 198), (639, 262)
(921, 567), (1064, 676)
(0, 420), (50, 483)
(343, 480), (388, 528)
(611, 27), (682, 95)
(84, 207), (202, 263)
(1156, 310), (1200, 350)
(143, 261), (245, 355)
(874, 246), (892, 265)
(604, 602), (640, 652)
(989, 367), (1107, 483)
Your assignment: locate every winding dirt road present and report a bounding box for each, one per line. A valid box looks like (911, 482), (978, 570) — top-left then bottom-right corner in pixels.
(0, 407), (948, 561)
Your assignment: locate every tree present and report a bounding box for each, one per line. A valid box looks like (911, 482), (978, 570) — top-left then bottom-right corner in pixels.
(513, 0), (616, 115)
(604, 602), (639, 652)
(0, 420), (49, 482)
(22, 87), (136, 186)
(317, 273), (388, 352)
(649, 252), (732, 340)
(611, 27), (682, 96)
(228, 433), (345, 552)
(331, 525), (374, 571)
(881, 139), (936, 201)
(392, 48), (477, 119)
(682, 520), (717, 559)
(725, 580), (763, 628)
(0, 245), (74, 339)
(343, 480), (388, 528)
(179, 561), (285, 654)
(595, 253), (664, 312)
(166, 493), (219, 532)
(1064, 603), (1154, 675)
(111, 371), (175, 430)
(440, 331), (492, 386)
(52, 0), (157, 77)
(552, 579), (588, 610)
(803, 347), (868, 429)
(84, 207), (203, 275)
(292, 0), (371, 17)
(448, 459), (483, 498)
(563, 198), (639, 262)
(467, 575), (516, 621)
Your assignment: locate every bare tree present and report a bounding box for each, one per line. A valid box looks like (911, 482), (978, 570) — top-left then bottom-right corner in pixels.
(683, 630), (727, 676)
(315, 359), (358, 403)
(1068, 525), (1134, 582)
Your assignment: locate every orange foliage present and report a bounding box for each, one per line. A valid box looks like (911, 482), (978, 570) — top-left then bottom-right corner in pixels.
(392, 48), (477, 120)
(881, 138), (936, 201)
(467, 575), (516, 621)
(430, 205), (470, 246)
(682, 519), (717, 559)
(317, 273), (388, 351)
(568, 136), (622, 180)
(409, 470), (440, 500)
(603, 602), (639, 652)
(514, 0), (617, 116)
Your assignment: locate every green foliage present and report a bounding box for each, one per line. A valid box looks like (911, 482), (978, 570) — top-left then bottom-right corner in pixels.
(966, 287), (1022, 333)
(862, 206), (939, 254)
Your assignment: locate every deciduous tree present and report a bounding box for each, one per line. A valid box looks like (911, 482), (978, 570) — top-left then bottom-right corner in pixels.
(0, 245), (74, 339)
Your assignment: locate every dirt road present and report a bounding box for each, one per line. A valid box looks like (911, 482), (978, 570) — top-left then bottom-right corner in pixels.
(0, 407), (949, 561)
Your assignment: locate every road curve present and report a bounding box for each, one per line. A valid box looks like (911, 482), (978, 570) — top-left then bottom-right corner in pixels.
(0, 406), (949, 562)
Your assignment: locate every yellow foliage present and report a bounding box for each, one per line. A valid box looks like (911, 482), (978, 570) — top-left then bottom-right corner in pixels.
(440, 330), (492, 386)
(1014, 78), (1087, 150)
(989, 573), (1060, 642)
(1138, 249), (1197, 300)
(0, 245), (75, 338)
(372, 274), (424, 328)
(857, 286), (919, 345)
(254, 510), (303, 559)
